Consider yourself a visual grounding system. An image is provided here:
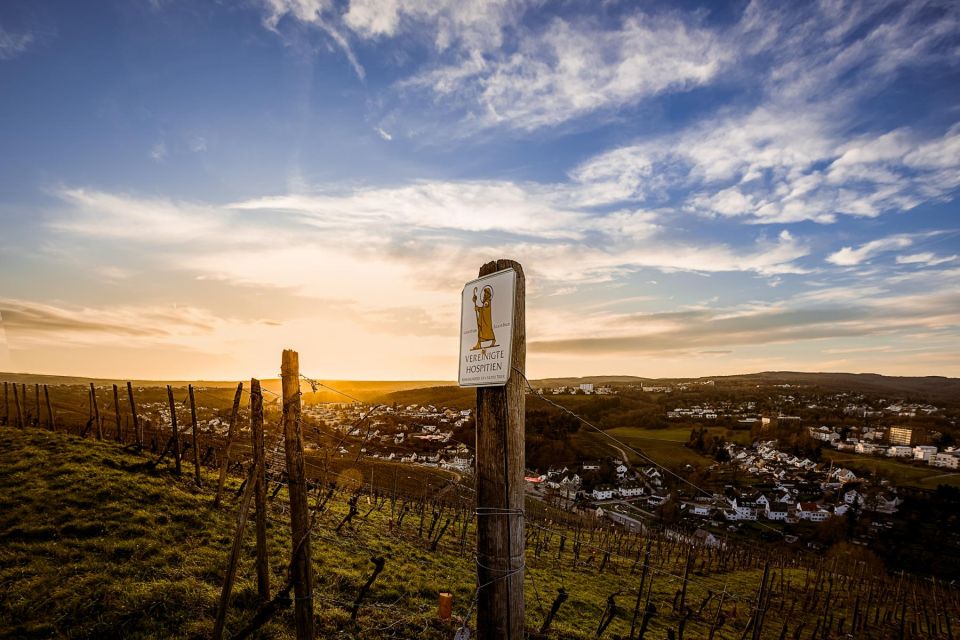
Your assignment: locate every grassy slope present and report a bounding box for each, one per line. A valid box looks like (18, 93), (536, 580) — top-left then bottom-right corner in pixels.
(0, 428), (786, 640)
(823, 449), (960, 489)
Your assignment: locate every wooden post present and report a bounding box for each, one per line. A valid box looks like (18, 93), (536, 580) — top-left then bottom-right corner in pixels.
(188, 385), (203, 487)
(167, 385), (182, 475)
(13, 382), (23, 428)
(212, 465), (258, 640)
(127, 382), (141, 447)
(214, 382), (243, 508)
(34, 384), (41, 428)
(90, 383), (102, 440)
(475, 259), (525, 640)
(112, 384), (123, 442)
(2, 381), (8, 426)
(281, 349), (314, 639)
(44, 385), (54, 429)
(251, 378), (270, 602)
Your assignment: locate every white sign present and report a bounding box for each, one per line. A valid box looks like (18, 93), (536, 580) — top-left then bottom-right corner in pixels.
(458, 268), (516, 387)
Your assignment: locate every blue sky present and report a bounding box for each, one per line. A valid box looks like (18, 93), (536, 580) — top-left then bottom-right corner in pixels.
(0, 0), (958, 380)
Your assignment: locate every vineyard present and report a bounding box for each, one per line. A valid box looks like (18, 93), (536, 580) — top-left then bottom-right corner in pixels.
(1, 376), (959, 640)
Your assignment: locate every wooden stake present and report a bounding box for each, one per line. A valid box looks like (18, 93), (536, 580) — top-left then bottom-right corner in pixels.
(475, 259), (525, 640)
(188, 385), (202, 487)
(167, 385), (182, 475)
(90, 383), (102, 440)
(112, 384), (123, 442)
(212, 464), (257, 640)
(2, 381), (7, 426)
(251, 378), (270, 602)
(127, 382), (141, 447)
(34, 384), (40, 428)
(43, 385), (53, 429)
(281, 349), (314, 639)
(214, 382), (243, 508)
(13, 382), (23, 428)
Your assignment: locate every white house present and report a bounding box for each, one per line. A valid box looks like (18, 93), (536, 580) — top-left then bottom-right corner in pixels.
(931, 452), (960, 469)
(913, 445), (938, 462)
(766, 502), (791, 521)
(591, 485), (616, 501)
(615, 463), (629, 477)
(886, 445), (913, 458)
(618, 482), (644, 498)
(844, 489), (864, 506)
(797, 502), (831, 522)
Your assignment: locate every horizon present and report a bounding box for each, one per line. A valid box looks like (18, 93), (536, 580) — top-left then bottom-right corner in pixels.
(2, 0), (959, 380)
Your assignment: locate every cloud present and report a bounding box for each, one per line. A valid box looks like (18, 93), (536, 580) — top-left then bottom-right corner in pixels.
(403, 13), (730, 131)
(826, 232), (951, 266)
(896, 252), (958, 267)
(150, 141), (167, 162)
(0, 27), (33, 60)
(0, 297), (221, 347)
(826, 234), (919, 266)
(261, 0), (366, 79)
(375, 127), (392, 141)
(530, 285), (960, 357)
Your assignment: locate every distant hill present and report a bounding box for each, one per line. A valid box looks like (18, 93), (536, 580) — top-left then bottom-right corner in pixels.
(3, 370), (957, 404)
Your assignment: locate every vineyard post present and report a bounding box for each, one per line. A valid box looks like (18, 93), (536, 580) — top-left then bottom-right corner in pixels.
(281, 349), (314, 639)
(34, 384), (40, 427)
(188, 385), (202, 487)
(474, 259), (526, 640)
(251, 378), (270, 602)
(90, 383), (102, 440)
(2, 381), (8, 426)
(127, 382), (141, 447)
(214, 382), (243, 508)
(212, 465), (258, 640)
(166, 385), (182, 475)
(13, 382), (23, 428)
(112, 384), (122, 442)
(43, 385), (53, 429)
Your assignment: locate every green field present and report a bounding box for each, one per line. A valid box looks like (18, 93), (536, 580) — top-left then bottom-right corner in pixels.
(570, 426), (733, 471)
(823, 449), (960, 489)
(3, 428), (958, 638)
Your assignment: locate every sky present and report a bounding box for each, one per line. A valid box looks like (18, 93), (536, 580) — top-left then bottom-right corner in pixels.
(0, 0), (959, 381)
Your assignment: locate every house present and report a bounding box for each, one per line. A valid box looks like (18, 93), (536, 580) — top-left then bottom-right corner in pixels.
(886, 445), (913, 458)
(582, 460), (601, 471)
(844, 489), (864, 506)
(797, 502), (831, 522)
(766, 502), (791, 521)
(931, 452), (960, 469)
(591, 485), (616, 501)
(871, 492), (902, 514)
(615, 463), (629, 477)
(618, 482), (644, 498)
(856, 442), (882, 455)
(913, 445), (937, 462)
(692, 529), (720, 548)
(732, 498), (759, 521)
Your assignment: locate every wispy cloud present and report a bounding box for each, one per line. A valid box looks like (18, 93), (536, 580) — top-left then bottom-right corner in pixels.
(826, 232), (949, 266)
(0, 26), (33, 60)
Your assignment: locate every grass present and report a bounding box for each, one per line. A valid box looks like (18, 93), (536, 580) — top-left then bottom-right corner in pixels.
(0, 427), (950, 639)
(822, 449), (960, 489)
(569, 426), (725, 472)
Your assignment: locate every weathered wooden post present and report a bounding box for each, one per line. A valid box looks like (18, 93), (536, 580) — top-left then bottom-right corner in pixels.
(251, 378), (270, 602)
(281, 349), (314, 638)
(188, 385), (203, 487)
(112, 384), (123, 442)
(459, 260), (525, 640)
(90, 383), (102, 440)
(214, 382), (243, 508)
(34, 384), (41, 428)
(166, 385), (182, 475)
(13, 382), (23, 428)
(212, 465), (258, 640)
(2, 381), (8, 426)
(43, 385), (53, 429)
(127, 382), (141, 446)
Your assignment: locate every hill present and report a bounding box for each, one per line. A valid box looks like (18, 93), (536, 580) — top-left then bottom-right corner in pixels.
(1, 427), (957, 639)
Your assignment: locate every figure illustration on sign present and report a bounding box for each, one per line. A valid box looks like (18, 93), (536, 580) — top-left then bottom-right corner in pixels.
(471, 285), (498, 351)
